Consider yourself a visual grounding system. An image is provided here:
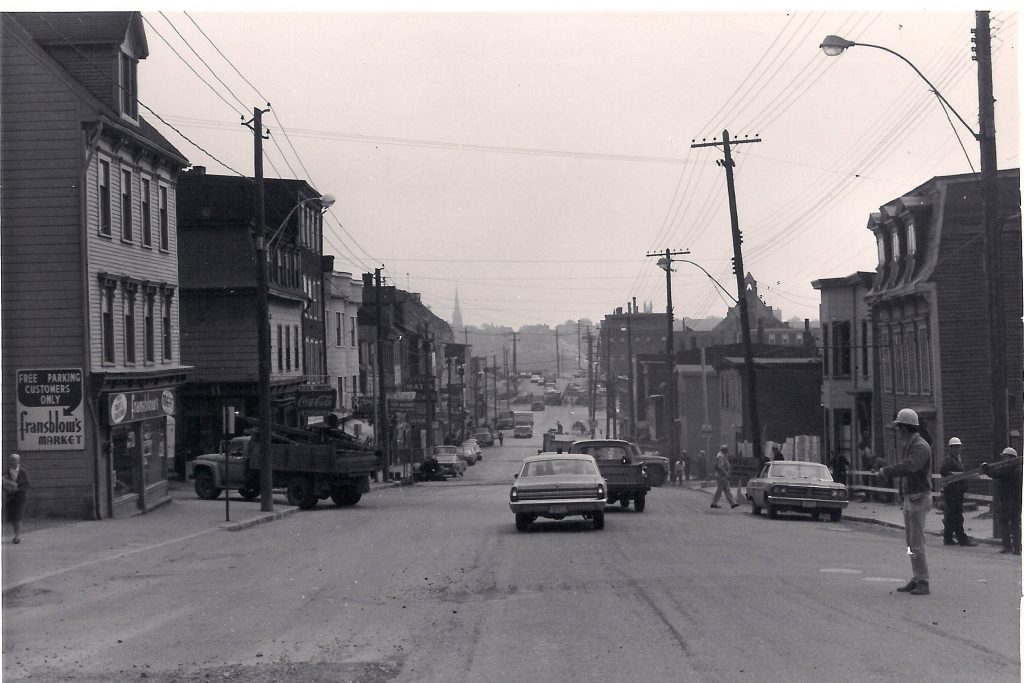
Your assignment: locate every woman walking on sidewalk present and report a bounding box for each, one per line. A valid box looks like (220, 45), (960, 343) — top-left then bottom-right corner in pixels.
(3, 453), (30, 544)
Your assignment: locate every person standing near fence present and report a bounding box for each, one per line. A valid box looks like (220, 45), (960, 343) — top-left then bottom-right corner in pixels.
(940, 437), (976, 547)
(710, 444), (739, 509)
(877, 409), (932, 596)
(982, 447), (1022, 555)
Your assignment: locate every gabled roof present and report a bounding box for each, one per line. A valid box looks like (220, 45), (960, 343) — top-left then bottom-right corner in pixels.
(12, 11), (148, 58)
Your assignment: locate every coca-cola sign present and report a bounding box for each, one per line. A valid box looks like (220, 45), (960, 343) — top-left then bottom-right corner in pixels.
(296, 389), (336, 413)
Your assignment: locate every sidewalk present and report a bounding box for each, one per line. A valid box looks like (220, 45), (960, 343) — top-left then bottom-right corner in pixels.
(1, 478), (397, 595)
(678, 479), (1004, 547)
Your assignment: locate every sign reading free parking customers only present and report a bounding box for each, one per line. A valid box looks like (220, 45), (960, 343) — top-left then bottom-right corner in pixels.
(17, 368), (85, 450)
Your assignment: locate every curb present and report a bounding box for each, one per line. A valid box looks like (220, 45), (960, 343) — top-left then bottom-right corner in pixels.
(220, 504), (301, 531)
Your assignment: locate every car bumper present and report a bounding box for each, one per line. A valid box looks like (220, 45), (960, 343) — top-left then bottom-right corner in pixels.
(766, 496), (848, 510)
(510, 498), (607, 515)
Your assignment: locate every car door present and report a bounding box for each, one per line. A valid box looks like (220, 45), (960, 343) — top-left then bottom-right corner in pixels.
(750, 463), (770, 505)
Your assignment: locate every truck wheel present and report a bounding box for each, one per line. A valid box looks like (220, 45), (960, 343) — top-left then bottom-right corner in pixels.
(194, 470), (222, 500)
(330, 486), (361, 507)
(286, 476), (318, 509)
(634, 493), (646, 513)
(515, 513), (532, 532)
(238, 487), (259, 501)
(592, 511), (605, 530)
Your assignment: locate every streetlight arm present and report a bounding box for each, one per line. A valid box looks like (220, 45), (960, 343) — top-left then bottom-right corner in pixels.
(823, 38), (979, 140)
(265, 194), (336, 250)
(677, 259), (739, 304)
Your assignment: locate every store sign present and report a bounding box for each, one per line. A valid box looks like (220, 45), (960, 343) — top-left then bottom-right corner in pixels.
(16, 368), (85, 450)
(108, 389), (175, 425)
(296, 389), (336, 413)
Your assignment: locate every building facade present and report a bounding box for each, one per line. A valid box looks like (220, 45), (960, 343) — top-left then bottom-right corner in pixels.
(1, 12), (190, 518)
(326, 271), (363, 415)
(176, 170), (332, 464)
(865, 170), (1022, 473)
(812, 272), (875, 468)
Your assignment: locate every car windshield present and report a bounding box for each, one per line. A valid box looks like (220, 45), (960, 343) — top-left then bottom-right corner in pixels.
(770, 463), (833, 481)
(521, 459), (597, 477)
(572, 445), (630, 461)
(433, 446), (457, 455)
(436, 455), (458, 463)
(456, 447), (472, 455)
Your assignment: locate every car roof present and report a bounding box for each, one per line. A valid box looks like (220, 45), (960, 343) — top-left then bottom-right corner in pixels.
(523, 452), (595, 462)
(570, 439), (634, 447)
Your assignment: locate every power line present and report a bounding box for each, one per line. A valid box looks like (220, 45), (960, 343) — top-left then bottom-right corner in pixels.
(157, 12), (249, 112)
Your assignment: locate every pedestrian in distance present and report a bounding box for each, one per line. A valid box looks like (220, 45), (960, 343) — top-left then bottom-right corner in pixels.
(696, 449), (707, 481)
(831, 451), (850, 487)
(497, 430), (504, 447)
(940, 437), (976, 547)
(710, 444), (739, 509)
(877, 408), (932, 596)
(671, 456), (683, 485)
(3, 453), (29, 544)
(682, 450), (691, 481)
(981, 447), (1022, 555)
(772, 445), (784, 461)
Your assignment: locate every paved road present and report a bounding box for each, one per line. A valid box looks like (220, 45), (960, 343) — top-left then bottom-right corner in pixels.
(4, 406), (1020, 682)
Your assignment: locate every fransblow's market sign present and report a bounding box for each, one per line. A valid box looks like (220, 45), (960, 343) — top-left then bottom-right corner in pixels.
(108, 389), (175, 425)
(17, 368), (85, 450)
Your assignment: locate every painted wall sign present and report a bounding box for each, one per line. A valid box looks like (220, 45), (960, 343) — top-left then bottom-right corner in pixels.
(16, 368), (85, 450)
(296, 389), (337, 413)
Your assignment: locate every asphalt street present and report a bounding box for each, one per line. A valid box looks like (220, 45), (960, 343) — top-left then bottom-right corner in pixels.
(3, 402), (1021, 682)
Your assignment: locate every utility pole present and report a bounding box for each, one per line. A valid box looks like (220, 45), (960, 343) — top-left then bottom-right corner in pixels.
(604, 327), (612, 438)
(625, 301), (635, 440)
(587, 330), (595, 438)
(692, 130), (763, 463)
(646, 248), (690, 468)
(577, 321), (582, 370)
(244, 106), (274, 513)
(555, 329), (561, 378)
(511, 331), (518, 399)
(375, 268), (389, 481)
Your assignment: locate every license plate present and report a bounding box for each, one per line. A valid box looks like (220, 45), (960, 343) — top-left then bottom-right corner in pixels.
(802, 501), (816, 508)
(549, 504), (567, 514)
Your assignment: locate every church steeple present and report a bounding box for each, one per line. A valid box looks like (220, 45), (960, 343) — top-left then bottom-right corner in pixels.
(452, 286), (464, 330)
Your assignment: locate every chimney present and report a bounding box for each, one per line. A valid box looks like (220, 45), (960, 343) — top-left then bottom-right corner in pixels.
(191, 165), (206, 175)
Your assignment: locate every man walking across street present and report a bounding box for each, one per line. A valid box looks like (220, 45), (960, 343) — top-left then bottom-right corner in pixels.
(710, 444), (738, 509)
(877, 409), (932, 596)
(982, 447), (1022, 555)
(940, 437), (976, 546)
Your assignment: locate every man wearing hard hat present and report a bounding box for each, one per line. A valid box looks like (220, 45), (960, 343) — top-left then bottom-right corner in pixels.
(877, 408), (932, 595)
(982, 447), (1022, 555)
(939, 437), (976, 547)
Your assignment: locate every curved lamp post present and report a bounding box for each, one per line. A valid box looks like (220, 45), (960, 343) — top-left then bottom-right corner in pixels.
(256, 192), (334, 511)
(820, 19), (1009, 485)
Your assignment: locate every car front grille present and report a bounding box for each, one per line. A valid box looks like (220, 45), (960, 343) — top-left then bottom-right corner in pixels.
(517, 487), (601, 501)
(773, 485), (845, 500)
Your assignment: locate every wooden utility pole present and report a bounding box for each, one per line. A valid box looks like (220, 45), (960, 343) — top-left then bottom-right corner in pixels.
(555, 329), (561, 378)
(692, 130), (763, 463)
(375, 268), (390, 480)
(587, 330), (595, 437)
(511, 331), (518, 399)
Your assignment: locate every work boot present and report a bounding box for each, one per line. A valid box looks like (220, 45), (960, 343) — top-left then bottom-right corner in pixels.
(943, 540), (956, 546)
(710, 504), (721, 508)
(959, 539), (977, 547)
(910, 581), (930, 596)
(896, 580), (918, 593)
(730, 503), (739, 509)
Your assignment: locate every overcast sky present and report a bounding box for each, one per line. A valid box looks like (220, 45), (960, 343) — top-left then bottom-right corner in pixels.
(83, 5), (1024, 328)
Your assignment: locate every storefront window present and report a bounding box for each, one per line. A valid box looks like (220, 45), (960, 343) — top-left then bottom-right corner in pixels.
(111, 424), (138, 497)
(141, 417), (167, 486)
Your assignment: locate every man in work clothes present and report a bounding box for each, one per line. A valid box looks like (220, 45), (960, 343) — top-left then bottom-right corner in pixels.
(878, 409), (932, 596)
(710, 444), (739, 509)
(982, 447), (1022, 555)
(940, 437), (976, 546)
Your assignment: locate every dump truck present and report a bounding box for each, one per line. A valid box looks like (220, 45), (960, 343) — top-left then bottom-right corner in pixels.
(186, 425), (379, 509)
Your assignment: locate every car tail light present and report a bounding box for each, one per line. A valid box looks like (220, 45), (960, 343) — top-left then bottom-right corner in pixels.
(597, 483), (605, 499)
(510, 487), (518, 502)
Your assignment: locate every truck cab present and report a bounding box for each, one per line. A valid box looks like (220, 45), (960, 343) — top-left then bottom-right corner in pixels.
(568, 439), (651, 512)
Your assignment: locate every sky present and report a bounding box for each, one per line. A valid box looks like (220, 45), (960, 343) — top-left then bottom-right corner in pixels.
(54, 4), (1024, 328)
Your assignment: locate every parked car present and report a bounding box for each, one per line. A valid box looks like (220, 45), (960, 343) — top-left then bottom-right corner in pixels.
(456, 445), (477, 466)
(435, 452), (467, 478)
(745, 460), (849, 521)
(509, 453), (607, 531)
(461, 438), (483, 459)
(531, 401), (545, 411)
(530, 374), (542, 384)
(472, 428), (494, 447)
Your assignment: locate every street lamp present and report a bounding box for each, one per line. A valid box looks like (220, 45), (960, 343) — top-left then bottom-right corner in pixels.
(820, 16), (1008, 461)
(255, 192), (334, 512)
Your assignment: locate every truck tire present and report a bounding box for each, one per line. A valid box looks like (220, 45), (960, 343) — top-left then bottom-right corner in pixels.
(238, 487), (259, 501)
(194, 470), (222, 500)
(286, 475), (318, 509)
(592, 511), (605, 530)
(634, 493), (647, 513)
(330, 486), (362, 507)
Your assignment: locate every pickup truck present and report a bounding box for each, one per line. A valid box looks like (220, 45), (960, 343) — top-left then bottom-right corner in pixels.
(568, 439), (651, 511)
(542, 431), (577, 453)
(187, 432), (378, 509)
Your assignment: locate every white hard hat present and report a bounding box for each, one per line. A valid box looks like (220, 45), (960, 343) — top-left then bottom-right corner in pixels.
(948, 437), (962, 446)
(1002, 447), (1018, 457)
(893, 408), (919, 427)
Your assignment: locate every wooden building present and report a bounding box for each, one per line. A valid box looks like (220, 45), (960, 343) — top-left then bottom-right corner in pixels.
(1, 12), (190, 518)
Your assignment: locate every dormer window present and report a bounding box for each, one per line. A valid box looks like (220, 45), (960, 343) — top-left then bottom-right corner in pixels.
(891, 228), (902, 262)
(876, 235), (885, 266)
(120, 51), (138, 119)
(906, 222), (916, 255)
